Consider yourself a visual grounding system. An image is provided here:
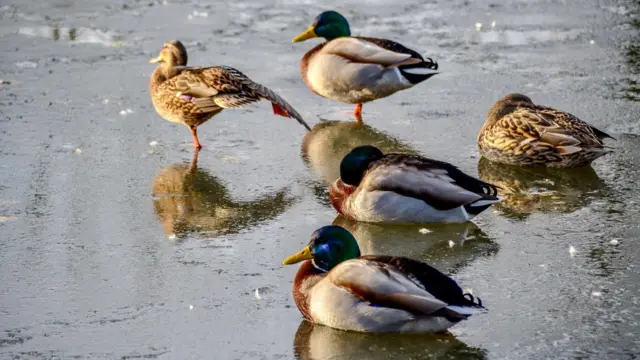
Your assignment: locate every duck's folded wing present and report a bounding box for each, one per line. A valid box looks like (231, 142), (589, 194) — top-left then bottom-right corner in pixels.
(328, 259), (452, 316)
(162, 67), (221, 113)
(499, 108), (596, 154)
(322, 37), (415, 66)
(354, 37), (427, 61)
(536, 106), (614, 141)
(361, 256), (484, 311)
(363, 156), (499, 211)
(171, 66), (310, 130)
(172, 65), (259, 108)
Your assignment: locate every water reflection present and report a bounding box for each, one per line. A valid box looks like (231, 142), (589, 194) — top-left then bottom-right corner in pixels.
(621, 40), (639, 101)
(477, 157), (606, 220)
(301, 120), (418, 184)
(293, 320), (487, 360)
(333, 216), (498, 274)
(18, 26), (123, 46)
(616, 0), (639, 101)
(151, 152), (294, 239)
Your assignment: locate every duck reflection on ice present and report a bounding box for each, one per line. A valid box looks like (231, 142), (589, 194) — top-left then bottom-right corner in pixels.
(301, 120), (419, 207)
(293, 320), (486, 360)
(477, 157), (606, 220)
(333, 216), (498, 274)
(301, 119), (418, 184)
(152, 152), (294, 239)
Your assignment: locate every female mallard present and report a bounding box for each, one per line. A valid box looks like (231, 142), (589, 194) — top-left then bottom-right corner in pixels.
(329, 145), (501, 224)
(282, 225), (486, 333)
(149, 40), (311, 150)
(478, 93), (614, 168)
(292, 11), (439, 123)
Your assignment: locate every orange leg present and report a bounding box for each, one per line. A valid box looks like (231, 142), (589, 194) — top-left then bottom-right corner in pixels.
(353, 104), (363, 124)
(188, 125), (202, 151)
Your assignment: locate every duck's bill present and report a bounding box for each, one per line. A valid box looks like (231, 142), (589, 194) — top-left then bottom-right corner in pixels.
(149, 55), (163, 64)
(282, 245), (313, 265)
(292, 27), (318, 43)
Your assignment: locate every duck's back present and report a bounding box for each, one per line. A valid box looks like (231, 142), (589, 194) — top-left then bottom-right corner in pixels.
(479, 102), (612, 167)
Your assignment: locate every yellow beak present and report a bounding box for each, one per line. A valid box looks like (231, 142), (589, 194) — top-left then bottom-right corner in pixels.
(149, 55), (163, 64)
(292, 26), (318, 43)
(282, 245), (313, 265)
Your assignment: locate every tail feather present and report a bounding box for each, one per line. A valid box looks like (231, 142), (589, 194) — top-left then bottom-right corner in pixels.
(444, 292), (487, 318)
(398, 60), (439, 85)
(469, 196), (503, 208)
(445, 305), (487, 317)
(252, 83), (311, 131)
(464, 195), (502, 216)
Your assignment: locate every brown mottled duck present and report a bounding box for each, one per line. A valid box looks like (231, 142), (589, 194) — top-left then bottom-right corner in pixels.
(478, 93), (614, 168)
(149, 40), (311, 150)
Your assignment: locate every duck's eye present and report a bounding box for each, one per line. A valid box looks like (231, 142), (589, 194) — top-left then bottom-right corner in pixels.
(318, 243), (330, 253)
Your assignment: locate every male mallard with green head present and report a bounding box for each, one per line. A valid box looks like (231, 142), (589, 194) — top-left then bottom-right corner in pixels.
(292, 11), (439, 123)
(329, 145), (501, 224)
(282, 226), (486, 333)
(478, 93), (614, 168)
(149, 40), (311, 150)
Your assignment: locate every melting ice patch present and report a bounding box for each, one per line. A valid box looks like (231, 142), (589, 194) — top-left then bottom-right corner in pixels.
(18, 26), (123, 47)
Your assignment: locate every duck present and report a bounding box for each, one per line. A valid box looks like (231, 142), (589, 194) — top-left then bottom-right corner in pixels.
(478, 93), (614, 168)
(329, 145), (502, 224)
(292, 11), (439, 123)
(149, 40), (311, 150)
(282, 225), (486, 333)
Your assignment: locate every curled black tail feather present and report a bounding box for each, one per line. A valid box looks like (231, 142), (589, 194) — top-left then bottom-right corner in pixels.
(398, 60), (440, 85)
(463, 293), (485, 308)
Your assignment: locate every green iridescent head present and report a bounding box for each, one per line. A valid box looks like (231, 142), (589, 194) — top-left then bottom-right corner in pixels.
(339, 145), (384, 186)
(282, 226), (361, 272)
(292, 11), (351, 42)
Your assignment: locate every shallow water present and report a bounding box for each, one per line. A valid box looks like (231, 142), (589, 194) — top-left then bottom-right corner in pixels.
(0, 0), (639, 359)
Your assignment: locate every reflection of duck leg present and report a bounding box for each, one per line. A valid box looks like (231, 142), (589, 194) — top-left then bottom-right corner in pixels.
(188, 149), (199, 173)
(354, 104), (363, 124)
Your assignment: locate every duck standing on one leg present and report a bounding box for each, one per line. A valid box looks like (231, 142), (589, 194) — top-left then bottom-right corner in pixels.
(292, 11), (439, 123)
(478, 93), (614, 168)
(282, 225), (486, 333)
(149, 40), (311, 151)
(329, 145), (502, 224)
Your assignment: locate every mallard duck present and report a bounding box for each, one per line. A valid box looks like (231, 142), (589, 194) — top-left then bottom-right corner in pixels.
(292, 11), (439, 123)
(149, 40), (311, 150)
(329, 145), (501, 224)
(282, 225), (486, 333)
(478, 93), (614, 168)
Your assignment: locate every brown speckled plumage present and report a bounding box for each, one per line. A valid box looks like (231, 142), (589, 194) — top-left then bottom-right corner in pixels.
(149, 40), (310, 149)
(478, 93), (614, 168)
